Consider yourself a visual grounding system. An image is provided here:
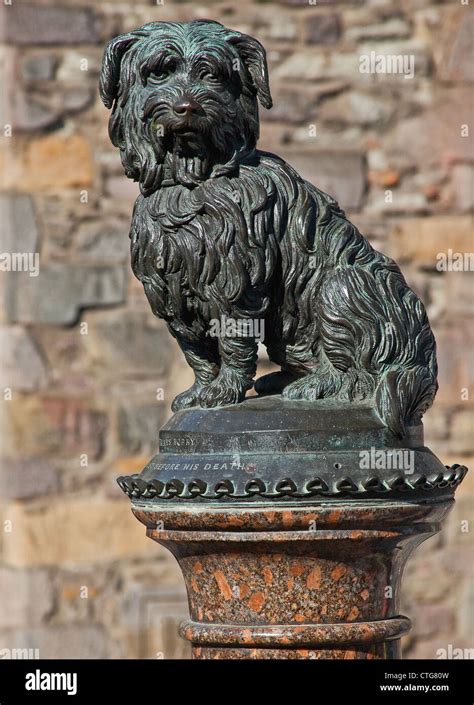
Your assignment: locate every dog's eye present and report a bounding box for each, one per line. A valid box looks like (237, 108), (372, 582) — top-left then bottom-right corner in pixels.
(200, 71), (221, 84)
(150, 65), (175, 82)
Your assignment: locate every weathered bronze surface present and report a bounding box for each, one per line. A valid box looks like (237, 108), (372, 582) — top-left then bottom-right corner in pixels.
(101, 20), (467, 659)
(100, 19), (437, 438)
(118, 396), (465, 502)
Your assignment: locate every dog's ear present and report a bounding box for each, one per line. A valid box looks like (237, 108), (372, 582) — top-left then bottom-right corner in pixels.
(100, 32), (141, 109)
(227, 33), (273, 109)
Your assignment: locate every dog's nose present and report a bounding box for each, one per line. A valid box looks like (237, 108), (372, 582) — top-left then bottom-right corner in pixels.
(172, 97), (202, 116)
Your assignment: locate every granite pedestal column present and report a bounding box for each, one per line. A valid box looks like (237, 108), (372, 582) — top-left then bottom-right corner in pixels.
(118, 396), (466, 660)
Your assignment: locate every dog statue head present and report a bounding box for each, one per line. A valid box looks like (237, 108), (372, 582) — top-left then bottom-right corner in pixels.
(100, 19), (272, 193)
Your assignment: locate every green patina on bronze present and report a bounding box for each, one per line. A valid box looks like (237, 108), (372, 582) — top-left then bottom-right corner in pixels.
(100, 19), (437, 438)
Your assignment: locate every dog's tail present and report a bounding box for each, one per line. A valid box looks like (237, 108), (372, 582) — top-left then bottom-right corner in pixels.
(375, 363), (437, 438)
(315, 239), (438, 438)
(373, 275), (438, 437)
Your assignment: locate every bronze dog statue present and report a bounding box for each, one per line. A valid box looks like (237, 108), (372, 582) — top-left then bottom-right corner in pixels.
(100, 19), (437, 436)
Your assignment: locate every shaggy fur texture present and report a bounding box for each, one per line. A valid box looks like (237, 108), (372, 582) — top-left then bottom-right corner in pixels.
(100, 19), (437, 436)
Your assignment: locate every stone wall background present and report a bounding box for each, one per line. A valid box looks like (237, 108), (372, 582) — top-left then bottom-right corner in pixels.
(0, 0), (472, 659)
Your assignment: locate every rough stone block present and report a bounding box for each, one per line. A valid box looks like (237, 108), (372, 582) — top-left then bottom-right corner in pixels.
(21, 54), (57, 81)
(435, 326), (474, 408)
(84, 309), (173, 377)
(436, 8), (474, 83)
(74, 220), (130, 263)
(0, 327), (46, 392)
(118, 401), (168, 455)
(280, 0), (363, 5)
(24, 134), (94, 190)
(1, 498), (156, 567)
(347, 18), (411, 41)
(305, 14), (341, 45)
(451, 165), (474, 213)
(104, 176), (140, 203)
(275, 51), (361, 82)
(412, 604), (454, 640)
(450, 410), (474, 455)
(5, 264), (127, 325)
(404, 549), (457, 604)
(61, 87), (95, 114)
(4, 5), (101, 46)
(0, 195), (38, 254)
(0, 456), (58, 500)
(319, 90), (395, 127)
(0, 625), (113, 659)
(6, 395), (108, 459)
(458, 579), (474, 641)
(0, 567), (54, 628)
(262, 88), (313, 124)
(282, 151), (366, 211)
(389, 216), (473, 266)
(390, 88), (473, 167)
(0, 135), (94, 191)
(10, 91), (59, 132)
(39, 397), (107, 460)
(121, 586), (190, 659)
(430, 272), (474, 319)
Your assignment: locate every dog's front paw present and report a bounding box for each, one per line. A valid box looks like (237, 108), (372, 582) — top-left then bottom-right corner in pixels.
(172, 383), (203, 412)
(198, 371), (249, 408)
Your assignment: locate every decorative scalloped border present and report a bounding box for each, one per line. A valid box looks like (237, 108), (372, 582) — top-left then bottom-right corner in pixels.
(117, 464), (467, 500)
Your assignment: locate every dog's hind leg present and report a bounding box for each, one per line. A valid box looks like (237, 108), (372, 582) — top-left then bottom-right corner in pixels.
(282, 266), (381, 404)
(282, 264), (436, 436)
(171, 338), (220, 412)
(282, 357), (374, 403)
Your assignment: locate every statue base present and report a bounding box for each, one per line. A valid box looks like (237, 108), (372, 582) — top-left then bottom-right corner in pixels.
(118, 396), (466, 659)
